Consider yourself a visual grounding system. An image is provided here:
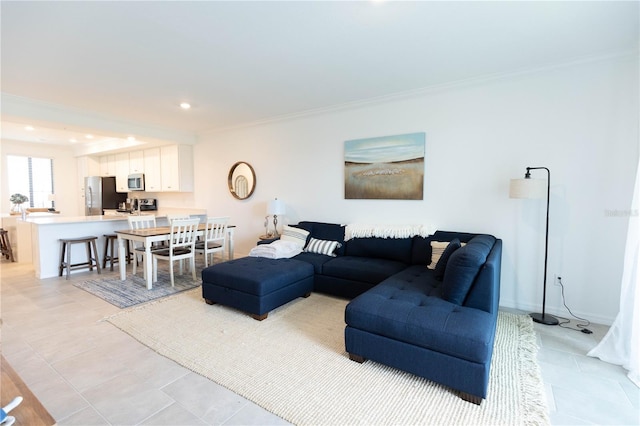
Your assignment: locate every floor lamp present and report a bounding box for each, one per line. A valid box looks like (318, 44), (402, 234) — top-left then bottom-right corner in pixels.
(510, 166), (559, 326)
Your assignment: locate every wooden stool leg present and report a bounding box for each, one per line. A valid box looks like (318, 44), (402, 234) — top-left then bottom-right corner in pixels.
(109, 237), (116, 271)
(1, 231), (15, 262)
(91, 239), (101, 274)
(102, 237), (109, 269)
(87, 242), (94, 271)
(59, 242), (66, 277)
(65, 242), (72, 280)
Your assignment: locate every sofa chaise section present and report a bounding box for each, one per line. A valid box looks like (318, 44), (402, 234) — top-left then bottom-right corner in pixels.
(344, 235), (502, 404)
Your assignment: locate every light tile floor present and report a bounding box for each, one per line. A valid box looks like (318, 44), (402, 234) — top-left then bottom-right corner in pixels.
(1, 262), (638, 425)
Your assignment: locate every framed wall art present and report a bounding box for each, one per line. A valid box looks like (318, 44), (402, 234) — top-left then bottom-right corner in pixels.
(344, 132), (425, 200)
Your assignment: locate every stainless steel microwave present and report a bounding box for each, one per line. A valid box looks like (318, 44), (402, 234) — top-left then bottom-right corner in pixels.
(127, 173), (145, 191)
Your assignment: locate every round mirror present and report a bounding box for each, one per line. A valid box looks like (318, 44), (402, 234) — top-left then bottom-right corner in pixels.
(228, 162), (256, 200)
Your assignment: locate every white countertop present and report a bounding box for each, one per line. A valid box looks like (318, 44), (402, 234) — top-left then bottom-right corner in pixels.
(21, 208), (207, 225)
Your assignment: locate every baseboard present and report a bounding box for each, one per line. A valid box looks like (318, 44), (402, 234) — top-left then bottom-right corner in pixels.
(499, 299), (615, 326)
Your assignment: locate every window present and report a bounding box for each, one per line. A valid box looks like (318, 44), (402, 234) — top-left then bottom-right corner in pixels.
(7, 155), (55, 208)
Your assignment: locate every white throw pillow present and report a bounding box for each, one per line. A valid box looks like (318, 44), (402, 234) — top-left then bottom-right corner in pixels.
(280, 226), (310, 249)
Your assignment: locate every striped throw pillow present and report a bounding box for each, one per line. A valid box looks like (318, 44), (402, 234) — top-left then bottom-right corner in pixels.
(280, 226), (310, 249)
(304, 238), (341, 257)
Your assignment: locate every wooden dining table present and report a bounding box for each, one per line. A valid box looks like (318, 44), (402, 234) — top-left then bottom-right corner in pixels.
(115, 224), (235, 289)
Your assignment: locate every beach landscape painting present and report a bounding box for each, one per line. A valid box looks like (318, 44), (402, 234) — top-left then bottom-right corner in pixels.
(345, 132), (425, 200)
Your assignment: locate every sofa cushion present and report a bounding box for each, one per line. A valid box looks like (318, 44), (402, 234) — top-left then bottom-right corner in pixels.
(410, 236), (432, 266)
(304, 237), (341, 257)
(296, 221), (346, 256)
(322, 256), (408, 284)
(433, 239), (461, 281)
(379, 265), (443, 297)
(441, 235), (495, 305)
(345, 237), (413, 264)
(345, 275), (495, 363)
(293, 251), (335, 274)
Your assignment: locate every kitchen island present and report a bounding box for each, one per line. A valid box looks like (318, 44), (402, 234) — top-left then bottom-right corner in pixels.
(17, 208), (235, 279)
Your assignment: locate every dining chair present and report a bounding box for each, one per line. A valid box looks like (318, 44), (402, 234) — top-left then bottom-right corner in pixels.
(152, 217), (200, 287)
(165, 214), (192, 267)
(195, 216), (230, 267)
(166, 214), (190, 224)
(127, 215), (157, 277)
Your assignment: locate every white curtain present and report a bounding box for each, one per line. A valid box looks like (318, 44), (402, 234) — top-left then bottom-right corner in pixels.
(588, 158), (639, 387)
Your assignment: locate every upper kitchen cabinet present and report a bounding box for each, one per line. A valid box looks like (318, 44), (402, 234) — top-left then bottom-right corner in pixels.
(129, 151), (144, 173)
(99, 154), (116, 176)
(143, 148), (162, 192)
(78, 156), (100, 179)
(160, 145), (193, 192)
(115, 153), (130, 192)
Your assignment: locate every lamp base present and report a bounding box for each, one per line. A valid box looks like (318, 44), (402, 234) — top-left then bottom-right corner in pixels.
(530, 312), (559, 325)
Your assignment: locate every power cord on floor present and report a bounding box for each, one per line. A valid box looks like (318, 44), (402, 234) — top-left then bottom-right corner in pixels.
(556, 276), (592, 334)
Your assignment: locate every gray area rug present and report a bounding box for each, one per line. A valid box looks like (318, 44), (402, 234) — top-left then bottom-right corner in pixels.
(108, 290), (549, 425)
(75, 268), (201, 308)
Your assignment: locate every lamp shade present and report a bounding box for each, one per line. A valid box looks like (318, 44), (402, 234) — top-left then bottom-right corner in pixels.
(267, 199), (286, 215)
(509, 178), (546, 199)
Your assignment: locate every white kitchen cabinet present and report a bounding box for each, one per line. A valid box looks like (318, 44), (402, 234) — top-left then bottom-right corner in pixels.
(115, 153), (130, 192)
(160, 145), (193, 192)
(143, 148), (162, 192)
(129, 150), (144, 173)
(99, 154), (116, 176)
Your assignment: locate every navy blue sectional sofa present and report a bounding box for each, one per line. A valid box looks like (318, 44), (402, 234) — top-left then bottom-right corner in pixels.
(291, 221), (502, 404)
(205, 221), (502, 404)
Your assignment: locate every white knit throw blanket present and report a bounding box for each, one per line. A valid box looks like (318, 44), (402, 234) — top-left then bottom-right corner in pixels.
(344, 224), (435, 241)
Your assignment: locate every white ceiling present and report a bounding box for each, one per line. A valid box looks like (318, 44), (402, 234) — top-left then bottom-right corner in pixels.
(1, 1), (638, 152)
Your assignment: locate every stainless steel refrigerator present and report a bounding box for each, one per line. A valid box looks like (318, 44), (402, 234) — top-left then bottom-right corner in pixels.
(84, 176), (127, 215)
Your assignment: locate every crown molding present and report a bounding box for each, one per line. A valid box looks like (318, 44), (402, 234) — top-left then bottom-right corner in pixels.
(200, 49), (638, 137)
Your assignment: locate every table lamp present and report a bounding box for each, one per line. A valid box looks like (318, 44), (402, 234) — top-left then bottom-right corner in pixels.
(267, 198), (286, 238)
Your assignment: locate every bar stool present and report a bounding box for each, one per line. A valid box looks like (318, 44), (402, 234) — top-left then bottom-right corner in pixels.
(102, 234), (131, 271)
(58, 236), (101, 280)
(0, 228), (15, 262)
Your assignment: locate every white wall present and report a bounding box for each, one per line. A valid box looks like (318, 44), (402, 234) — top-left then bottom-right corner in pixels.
(195, 55), (639, 325)
(0, 140), (81, 216)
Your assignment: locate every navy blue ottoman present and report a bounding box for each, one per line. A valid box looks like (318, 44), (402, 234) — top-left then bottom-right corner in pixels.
(201, 257), (314, 320)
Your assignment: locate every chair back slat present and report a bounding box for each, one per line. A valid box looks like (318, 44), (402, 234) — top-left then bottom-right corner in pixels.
(170, 218), (200, 249)
(128, 215), (157, 230)
(205, 216), (230, 243)
(166, 214), (190, 225)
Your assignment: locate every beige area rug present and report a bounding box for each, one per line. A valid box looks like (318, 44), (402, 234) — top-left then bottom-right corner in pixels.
(107, 290), (549, 425)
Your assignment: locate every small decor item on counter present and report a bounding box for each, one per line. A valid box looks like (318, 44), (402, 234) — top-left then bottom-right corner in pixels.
(9, 193), (28, 215)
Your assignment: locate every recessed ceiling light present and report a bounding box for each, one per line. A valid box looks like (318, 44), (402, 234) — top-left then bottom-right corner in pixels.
(180, 102), (191, 110)
(25, 125), (34, 131)
(69, 138), (77, 143)
(127, 136), (136, 142)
